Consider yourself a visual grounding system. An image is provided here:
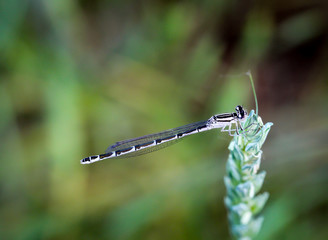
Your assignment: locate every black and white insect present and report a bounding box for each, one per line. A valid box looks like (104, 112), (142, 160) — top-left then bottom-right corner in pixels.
(81, 105), (248, 164)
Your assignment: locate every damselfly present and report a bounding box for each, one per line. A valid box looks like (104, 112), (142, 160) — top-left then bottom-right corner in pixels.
(81, 105), (248, 164)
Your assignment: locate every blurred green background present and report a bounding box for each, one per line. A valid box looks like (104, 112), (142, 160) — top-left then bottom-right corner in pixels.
(1, 0), (328, 239)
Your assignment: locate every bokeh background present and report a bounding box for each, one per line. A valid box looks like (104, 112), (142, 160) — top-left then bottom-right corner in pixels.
(1, 0), (328, 239)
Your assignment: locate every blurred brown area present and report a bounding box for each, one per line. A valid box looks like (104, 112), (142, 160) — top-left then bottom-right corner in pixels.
(1, 0), (328, 239)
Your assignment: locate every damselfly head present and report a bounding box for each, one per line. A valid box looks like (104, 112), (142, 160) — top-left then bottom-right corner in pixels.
(235, 105), (247, 120)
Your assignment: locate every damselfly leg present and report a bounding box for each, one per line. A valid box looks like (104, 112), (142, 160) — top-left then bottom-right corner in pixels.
(220, 121), (239, 136)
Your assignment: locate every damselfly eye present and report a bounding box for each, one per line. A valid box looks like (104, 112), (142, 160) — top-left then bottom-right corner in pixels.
(235, 105), (245, 119)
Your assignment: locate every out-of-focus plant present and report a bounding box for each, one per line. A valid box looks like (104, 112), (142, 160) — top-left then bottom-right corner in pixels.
(224, 109), (273, 239)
